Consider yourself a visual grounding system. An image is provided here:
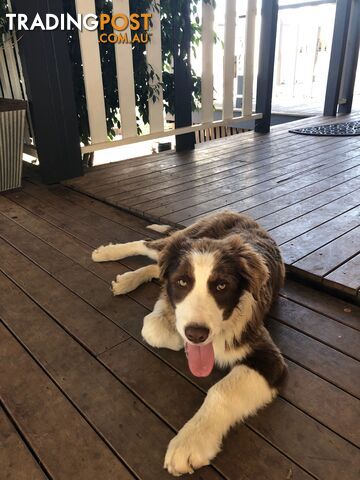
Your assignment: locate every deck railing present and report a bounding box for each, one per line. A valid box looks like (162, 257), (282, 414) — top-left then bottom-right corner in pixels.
(75, 0), (261, 154)
(0, 31), (34, 151)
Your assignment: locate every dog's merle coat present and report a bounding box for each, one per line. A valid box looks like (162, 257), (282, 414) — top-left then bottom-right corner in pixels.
(92, 211), (286, 476)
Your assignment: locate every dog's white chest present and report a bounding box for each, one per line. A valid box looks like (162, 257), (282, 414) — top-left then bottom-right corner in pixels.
(213, 337), (251, 368)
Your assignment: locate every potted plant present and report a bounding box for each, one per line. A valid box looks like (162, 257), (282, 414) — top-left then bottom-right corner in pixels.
(0, 0), (27, 192)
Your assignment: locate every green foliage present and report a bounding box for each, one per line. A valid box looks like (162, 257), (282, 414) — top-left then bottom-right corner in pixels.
(63, 0), (216, 145)
(0, 0), (8, 45)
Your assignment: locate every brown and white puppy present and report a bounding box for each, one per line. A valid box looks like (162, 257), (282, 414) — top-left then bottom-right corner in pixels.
(92, 211), (287, 476)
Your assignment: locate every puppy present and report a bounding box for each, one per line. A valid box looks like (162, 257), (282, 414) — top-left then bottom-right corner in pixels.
(92, 211), (287, 476)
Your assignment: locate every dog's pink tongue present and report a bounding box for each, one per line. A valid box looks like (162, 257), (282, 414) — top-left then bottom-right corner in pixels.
(185, 342), (215, 377)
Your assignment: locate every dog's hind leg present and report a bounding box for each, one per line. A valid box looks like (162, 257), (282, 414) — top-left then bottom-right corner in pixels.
(111, 264), (160, 295)
(92, 238), (166, 262)
(142, 294), (183, 351)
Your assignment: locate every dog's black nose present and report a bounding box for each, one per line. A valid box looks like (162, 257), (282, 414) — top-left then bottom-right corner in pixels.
(185, 325), (209, 344)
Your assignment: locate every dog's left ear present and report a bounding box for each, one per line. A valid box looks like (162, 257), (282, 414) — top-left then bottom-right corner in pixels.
(159, 235), (192, 280)
(226, 237), (269, 301)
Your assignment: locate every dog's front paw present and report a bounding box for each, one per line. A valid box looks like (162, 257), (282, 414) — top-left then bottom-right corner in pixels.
(111, 280), (126, 296)
(142, 312), (183, 351)
(111, 273), (134, 296)
(92, 245), (112, 262)
(164, 423), (220, 476)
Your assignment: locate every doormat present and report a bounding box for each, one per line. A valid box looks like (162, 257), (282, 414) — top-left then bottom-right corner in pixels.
(289, 120), (360, 136)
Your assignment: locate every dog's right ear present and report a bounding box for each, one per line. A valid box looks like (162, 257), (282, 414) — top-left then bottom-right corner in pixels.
(159, 235), (191, 280)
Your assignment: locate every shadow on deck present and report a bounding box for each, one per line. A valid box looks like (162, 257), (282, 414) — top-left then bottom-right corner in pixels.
(0, 180), (359, 479)
(66, 114), (360, 304)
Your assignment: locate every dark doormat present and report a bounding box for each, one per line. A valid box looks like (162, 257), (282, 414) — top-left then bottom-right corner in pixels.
(289, 120), (360, 136)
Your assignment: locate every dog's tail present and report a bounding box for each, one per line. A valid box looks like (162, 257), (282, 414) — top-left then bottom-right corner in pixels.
(146, 223), (176, 235)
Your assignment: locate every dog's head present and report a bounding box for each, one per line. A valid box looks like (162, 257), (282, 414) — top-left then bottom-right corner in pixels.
(159, 234), (269, 346)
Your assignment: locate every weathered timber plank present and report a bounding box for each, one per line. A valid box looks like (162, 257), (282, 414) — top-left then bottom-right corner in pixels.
(0, 324), (135, 480)
(271, 296), (360, 359)
(268, 321), (360, 397)
(294, 226), (360, 278)
(0, 274), (222, 480)
(325, 254), (360, 296)
(280, 207), (359, 265)
(100, 338), (360, 480)
(0, 238), (129, 355)
(281, 278), (360, 329)
(0, 408), (48, 480)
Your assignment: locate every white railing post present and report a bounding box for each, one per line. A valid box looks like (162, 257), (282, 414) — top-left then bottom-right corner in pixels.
(0, 44), (12, 98)
(113, 0), (137, 138)
(75, 0), (108, 143)
(75, 0), (263, 155)
(146, 0), (164, 134)
(222, 0), (236, 120)
(201, 0), (214, 123)
(242, 0), (257, 116)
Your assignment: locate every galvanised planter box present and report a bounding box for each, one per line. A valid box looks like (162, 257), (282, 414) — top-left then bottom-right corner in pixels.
(0, 98), (27, 192)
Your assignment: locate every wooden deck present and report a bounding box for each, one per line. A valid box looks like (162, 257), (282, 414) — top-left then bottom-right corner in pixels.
(66, 114), (360, 302)
(271, 93), (360, 117)
(1, 181), (360, 480)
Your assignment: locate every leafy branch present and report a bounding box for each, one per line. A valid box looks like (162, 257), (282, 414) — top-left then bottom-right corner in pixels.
(1, 0), (218, 151)
(63, 0), (218, 149)
(0, 0), (9, 47)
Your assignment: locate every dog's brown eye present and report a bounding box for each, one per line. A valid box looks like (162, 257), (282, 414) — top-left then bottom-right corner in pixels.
(216, 283), (226, 291)
(178, 279), (187, 287)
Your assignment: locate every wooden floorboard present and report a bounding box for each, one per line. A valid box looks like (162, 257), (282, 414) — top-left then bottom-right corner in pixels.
(270, 296), (360, 360)
(0, 408), (48, 480)
(131, 155), (360, 213)
(1, 184), (360, 479)
(294, 227), (360, 278)
(269, 190), (359, 245)
(181, 157), (360, 228)
(111, 139), (359, 207)
(0, 324), (135, 480)
(72, 119), (352, 198)
(254, 176), (360, 230)
(280, 207), (359, 265)
(63, 115), (360, 301)
(93, 134), (342, 197)
(0, 280), (223, 480)
(325, 254), (360, 296)
(75, 114), (353, 189)
(160, 155), (360, 223)
(281, 278), (360, 330)
(267, 321), (359, 397)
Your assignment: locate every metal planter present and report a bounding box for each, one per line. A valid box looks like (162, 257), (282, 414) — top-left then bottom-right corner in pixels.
(0, 98), (27, 192)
